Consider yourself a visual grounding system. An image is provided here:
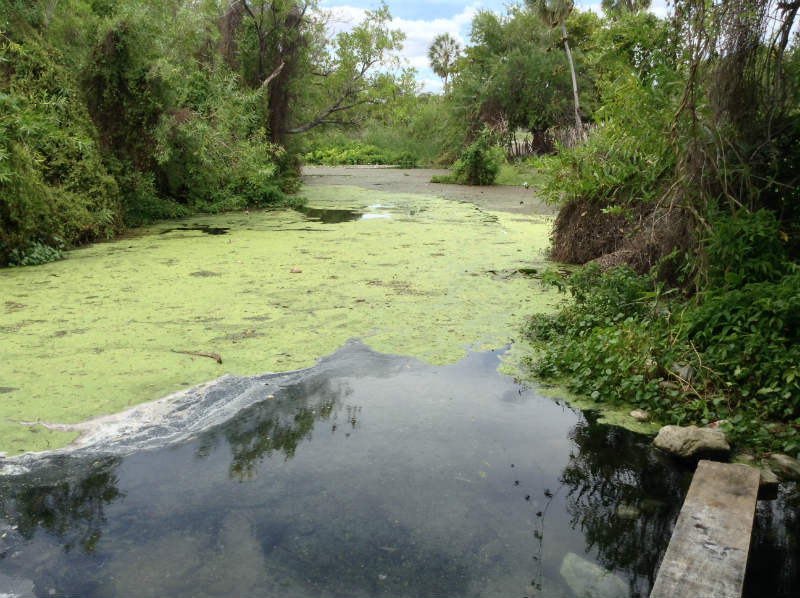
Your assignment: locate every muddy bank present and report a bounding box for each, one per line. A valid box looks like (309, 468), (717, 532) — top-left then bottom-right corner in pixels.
(302, 165), (557, 216)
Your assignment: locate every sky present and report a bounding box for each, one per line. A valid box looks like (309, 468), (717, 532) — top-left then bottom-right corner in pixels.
(319, 1), (670, 93)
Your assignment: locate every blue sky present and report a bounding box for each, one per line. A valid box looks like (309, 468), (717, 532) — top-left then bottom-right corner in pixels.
(320, 1), (670, 92)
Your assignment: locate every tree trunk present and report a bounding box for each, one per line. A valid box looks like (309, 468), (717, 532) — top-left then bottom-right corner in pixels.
(268, 61), (293, 145)
(560, 17), (583, 134)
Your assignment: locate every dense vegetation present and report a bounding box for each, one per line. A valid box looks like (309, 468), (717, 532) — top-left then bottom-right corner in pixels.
(517, 0), (800, 457)
(0, 0), (410, 265)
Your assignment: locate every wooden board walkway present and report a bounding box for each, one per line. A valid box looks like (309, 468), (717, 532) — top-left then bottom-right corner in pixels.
(650, 460), (761, 598)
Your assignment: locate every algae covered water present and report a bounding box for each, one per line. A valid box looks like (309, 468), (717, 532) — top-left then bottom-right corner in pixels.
(0, 185), (556, 454)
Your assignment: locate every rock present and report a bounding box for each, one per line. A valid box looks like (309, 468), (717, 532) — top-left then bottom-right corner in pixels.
(767, 453), (800, 481)
(670, 362), (696, 383)
(559, 552), (628, 598)
(630, 409), (650, 422)
(732, 453), (756, 465)
(653, 425), (730, 459)
(734, 455), (780, 498)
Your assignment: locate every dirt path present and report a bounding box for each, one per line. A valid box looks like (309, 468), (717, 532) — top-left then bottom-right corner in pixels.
(302, 165), (556, 216)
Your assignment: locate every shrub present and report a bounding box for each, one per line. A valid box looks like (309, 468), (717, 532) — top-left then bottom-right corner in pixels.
(451, 129), (504, 185)
(687, 272), (800, 420)
(6, 240), (64, 267)
(303, 141), (418, 167)
(525, 265), (667, 412)
(431, 129), (504, 186)
(535, 73), (677, 207)
(705, 210), (791, 288)
(524, 263), (800, 457)
(0, 37), (121, 265)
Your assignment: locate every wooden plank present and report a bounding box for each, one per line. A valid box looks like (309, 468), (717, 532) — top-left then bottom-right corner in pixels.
(650, 460), (760, 598)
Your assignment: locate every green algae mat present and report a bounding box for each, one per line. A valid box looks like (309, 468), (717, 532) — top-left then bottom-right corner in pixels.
(1, 186), (559, 454)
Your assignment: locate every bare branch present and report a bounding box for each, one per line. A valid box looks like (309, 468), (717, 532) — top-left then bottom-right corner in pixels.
(260, 60), (285, 90)
(286, 99), (375, 134)
(287, 118), (361, 134)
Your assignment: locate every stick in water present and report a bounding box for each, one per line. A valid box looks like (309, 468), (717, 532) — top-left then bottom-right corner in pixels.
(171, 349), (222, 364)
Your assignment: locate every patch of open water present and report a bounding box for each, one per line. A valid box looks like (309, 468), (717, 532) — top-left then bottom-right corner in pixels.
(158, 225), (231, 236)
(0, 343), (796, 597)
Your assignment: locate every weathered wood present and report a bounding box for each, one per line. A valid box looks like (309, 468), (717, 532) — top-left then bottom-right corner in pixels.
(650, 460), (760, 598)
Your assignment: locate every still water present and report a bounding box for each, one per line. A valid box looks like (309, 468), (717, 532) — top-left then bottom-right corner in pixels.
(0, 343), (796, 597)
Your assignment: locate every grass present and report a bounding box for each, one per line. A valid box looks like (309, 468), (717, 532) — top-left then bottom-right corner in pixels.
(495, 160), (548, 187)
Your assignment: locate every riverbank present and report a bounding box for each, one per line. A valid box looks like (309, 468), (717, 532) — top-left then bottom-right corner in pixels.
(302, 165), (556, 216)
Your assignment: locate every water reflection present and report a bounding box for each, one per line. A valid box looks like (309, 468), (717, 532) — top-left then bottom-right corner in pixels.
(159, 225), (230, 235)
(197, 375), (359, 480)
(560, 412), (691, 598)
(295, 206), (363, 223)
(0, 456), (122, 555)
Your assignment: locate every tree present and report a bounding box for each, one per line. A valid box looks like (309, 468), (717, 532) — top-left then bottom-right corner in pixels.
(526, 0), (583, 132)
(228, 1), (405, 144)
(449, 7), (597, 143)
(601, 0), (652, 18)
(427, 32), (460, 90)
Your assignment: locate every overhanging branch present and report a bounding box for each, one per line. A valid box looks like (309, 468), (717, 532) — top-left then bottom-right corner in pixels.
(287, 118), (362, 134)
(286, 98), (375, 134)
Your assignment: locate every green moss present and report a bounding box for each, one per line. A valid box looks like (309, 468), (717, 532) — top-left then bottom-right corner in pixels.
(0, 185), (558, 453)
(0, 422), (79, 456)
(537, 385), (662, 435)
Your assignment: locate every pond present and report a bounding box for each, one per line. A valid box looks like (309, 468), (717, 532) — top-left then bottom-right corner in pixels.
(1, 169), (798, 597)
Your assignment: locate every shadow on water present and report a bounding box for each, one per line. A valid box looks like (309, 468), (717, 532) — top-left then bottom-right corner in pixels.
(745, 484), (800, 598)
(0, 343), (797, 597)
(159, 225), (230, 235)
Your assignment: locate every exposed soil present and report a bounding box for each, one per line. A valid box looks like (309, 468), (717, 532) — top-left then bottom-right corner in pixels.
(551, 199), (695, 277)
(302, 165), (556, 216)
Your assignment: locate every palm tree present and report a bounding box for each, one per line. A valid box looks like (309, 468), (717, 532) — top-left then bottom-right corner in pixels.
(526, 0), (583, 132)
(427, 33), (461, 90)
(601, 0), (652, 18)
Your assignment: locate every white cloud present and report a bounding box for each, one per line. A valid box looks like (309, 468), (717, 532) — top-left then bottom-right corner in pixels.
(649, 2), (669, 18)
(321, 1), (673, 93)
(419, 77), (444, 94)
(320, 3), (481, 92)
